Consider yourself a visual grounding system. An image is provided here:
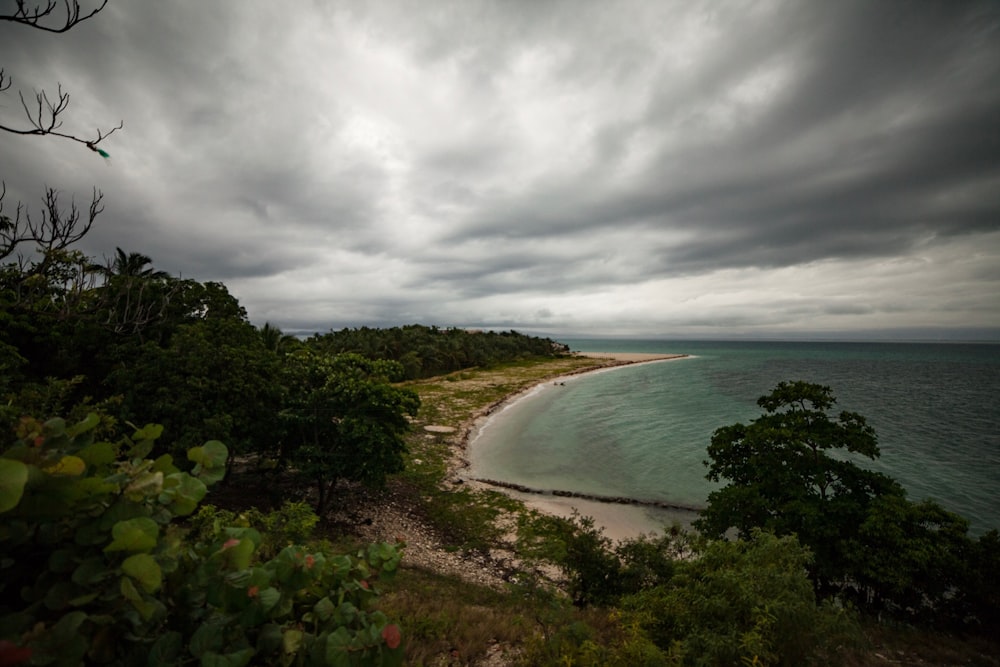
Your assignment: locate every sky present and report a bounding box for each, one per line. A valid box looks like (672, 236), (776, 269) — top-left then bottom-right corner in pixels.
(2, 1), (999, 340)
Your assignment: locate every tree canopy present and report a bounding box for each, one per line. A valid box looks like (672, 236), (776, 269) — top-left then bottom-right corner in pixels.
(695, 380), (998, 628)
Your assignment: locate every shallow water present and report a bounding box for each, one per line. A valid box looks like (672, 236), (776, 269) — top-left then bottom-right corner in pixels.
(468, 340), (1000, 535)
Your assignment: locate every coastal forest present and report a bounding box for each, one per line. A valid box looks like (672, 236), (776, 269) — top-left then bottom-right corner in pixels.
(3, 4), (1000, 665)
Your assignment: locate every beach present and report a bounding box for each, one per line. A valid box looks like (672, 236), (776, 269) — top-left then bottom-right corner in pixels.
(462, 352), (694, 542)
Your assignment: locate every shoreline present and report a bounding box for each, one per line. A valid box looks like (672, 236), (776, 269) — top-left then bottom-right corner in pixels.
(454, 352), (696, 541)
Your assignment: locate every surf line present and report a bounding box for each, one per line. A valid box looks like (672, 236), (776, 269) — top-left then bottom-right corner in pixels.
(471, 477), (704, 513)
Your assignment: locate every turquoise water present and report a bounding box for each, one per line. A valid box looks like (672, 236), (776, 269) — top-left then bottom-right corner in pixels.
(468, 340), (1000, 535)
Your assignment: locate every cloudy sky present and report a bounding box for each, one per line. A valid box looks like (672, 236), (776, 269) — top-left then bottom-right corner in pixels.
(2, 1), (999, 339)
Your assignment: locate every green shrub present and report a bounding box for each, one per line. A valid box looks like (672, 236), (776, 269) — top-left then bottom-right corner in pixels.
(0, 414), (404, 666)
(188, 501), (321, 561)
(621, 530), (863, 666)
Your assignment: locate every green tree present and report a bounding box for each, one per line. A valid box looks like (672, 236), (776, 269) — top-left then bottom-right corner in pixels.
(258, 321), (299, 355)
(694, 380), (1000, 629)
(621, 531), (862, 666)
(279, 351), (419, 515)
(695, 381), (902, 589)
(96, 247), (170, 280)
(110, 317), (284, 461)
(844, 493), (970, 617)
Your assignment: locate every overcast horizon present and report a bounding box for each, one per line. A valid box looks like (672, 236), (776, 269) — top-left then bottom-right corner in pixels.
(2, 1), (999, 340)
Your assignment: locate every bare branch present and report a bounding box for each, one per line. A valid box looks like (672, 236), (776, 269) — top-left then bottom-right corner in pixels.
(0, 80), (123, 148)
(0, 184), (102, 263)
(1, 1), (108, 34)
(1, 3), (122, 151)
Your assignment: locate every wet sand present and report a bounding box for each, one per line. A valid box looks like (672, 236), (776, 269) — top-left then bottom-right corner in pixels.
(516, 492), (699, 543)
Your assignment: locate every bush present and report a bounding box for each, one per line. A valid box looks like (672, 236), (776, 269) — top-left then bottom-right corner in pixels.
(621, 531), (863, 666)
(0, 414), (404, 666)
(187, 501), (321, 561)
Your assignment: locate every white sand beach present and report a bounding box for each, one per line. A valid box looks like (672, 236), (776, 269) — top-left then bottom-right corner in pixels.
(464, 351), (694, 542)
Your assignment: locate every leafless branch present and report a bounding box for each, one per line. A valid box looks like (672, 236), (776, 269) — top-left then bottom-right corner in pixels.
(0, 1), (108, 33)
(101, 277), (180, 339)
(0, 2), (122, 151)
(0, 183), (102, 262)
(0, 76), (123, 148)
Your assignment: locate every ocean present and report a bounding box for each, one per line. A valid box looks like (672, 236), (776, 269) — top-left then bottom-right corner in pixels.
(468, 340), (1000, 535)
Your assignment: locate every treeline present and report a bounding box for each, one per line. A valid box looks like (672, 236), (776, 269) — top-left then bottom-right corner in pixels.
(311, 324), (569, 379)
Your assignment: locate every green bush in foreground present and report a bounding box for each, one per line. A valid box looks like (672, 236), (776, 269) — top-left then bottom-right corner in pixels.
(621, 531), (863, 667)
(0, 414), (403, 666)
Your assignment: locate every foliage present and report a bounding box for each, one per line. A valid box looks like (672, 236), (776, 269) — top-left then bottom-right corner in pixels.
(521, 610), (668, 667)
(550, 513), (627, 607)
(696, 381), (905, 586)
(0, 414), (404, 666)
(109, 317), (285, 460)
(187, 501), (321, 562)
(621, 530), (864, 667)
(955, 529), (1000, 635)
(694, 380), (999, 630)
(523, 512), (690, 609)
(279, 351), (420, 515)
(310, 324), (569, 380)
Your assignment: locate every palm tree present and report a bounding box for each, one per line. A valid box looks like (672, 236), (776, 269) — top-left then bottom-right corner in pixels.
(259, 322), (298, 354)
(108, 247), (170, 279)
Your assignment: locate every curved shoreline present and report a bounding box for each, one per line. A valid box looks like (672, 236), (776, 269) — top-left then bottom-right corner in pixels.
(452, 352), (697, 539)
(452, 352), (689, 475)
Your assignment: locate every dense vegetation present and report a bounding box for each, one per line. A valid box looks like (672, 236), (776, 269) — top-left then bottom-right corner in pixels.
(696, 381), (1000, 631)
(312, 325), (569, 380)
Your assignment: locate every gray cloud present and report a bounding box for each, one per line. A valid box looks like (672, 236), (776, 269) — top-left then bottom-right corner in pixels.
(2, 0), (998, 338)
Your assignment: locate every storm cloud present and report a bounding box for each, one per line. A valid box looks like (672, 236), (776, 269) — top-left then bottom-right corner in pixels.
(2, 0), (998, 338)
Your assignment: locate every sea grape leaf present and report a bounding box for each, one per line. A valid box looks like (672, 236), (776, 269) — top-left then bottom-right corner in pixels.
(131, 423), (164, 442)
(151, 454), (178, 475)
(224, 536), (256, 571)
(77, 440), (117, 468)
(282, 629), (303, 655)
(314, 597), (335, 622)
(0, 458), (29, 513)
(159, 473), (207, 516)
(72, 557), (110, 585)
(325, 628), (353, 667)
(30, 610), (87, 665)
(42, 455), (86, 477)
(104, 517), (158, 553)
(66, 412), (100, 437)
(257, 587), (281, 614)
(188, 440), (228, 485)
(125, 471), (163, 500)
(189, 620), (225, 658)
(122, 553), (162, 593)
